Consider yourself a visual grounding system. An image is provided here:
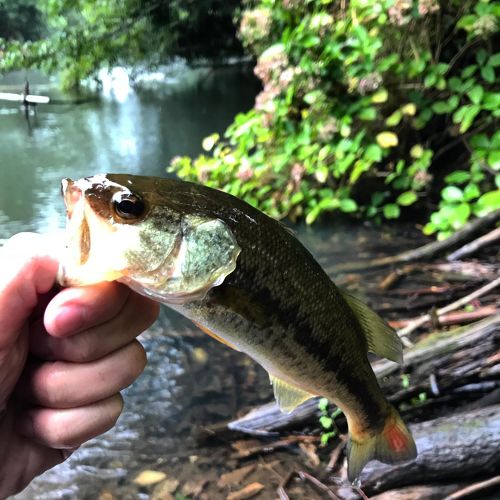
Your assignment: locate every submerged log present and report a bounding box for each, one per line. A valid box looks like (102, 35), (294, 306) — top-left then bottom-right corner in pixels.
(359, 404), (500, 495)
(222, 316), (499, 435)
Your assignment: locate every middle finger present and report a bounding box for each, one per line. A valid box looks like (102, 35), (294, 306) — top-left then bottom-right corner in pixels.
(17, 340), (146, 408)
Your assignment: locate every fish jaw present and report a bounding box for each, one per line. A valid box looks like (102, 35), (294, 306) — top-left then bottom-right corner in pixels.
(57, 177), (130, 286)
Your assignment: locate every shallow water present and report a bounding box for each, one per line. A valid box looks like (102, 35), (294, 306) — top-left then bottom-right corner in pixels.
(1, 68), (421, 499)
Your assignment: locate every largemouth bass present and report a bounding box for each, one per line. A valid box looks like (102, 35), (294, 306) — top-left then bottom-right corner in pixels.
(58, 173), (417, 481)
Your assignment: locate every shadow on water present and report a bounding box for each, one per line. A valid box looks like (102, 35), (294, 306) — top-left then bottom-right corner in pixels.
(1, 68), (424, 499)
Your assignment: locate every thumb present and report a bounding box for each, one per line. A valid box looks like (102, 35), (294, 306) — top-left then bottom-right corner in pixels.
(0, 233), (61, 350)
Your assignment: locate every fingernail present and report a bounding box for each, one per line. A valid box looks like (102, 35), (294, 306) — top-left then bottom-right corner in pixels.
(53, 305), (86, 336)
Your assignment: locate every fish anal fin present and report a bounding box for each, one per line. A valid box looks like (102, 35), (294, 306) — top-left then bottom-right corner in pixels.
(340, 289), (403, 364)
(270, 374), (315, 414)
(193, 321), (240, 351)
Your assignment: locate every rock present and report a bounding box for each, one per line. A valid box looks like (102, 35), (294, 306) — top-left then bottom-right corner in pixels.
(133, 470), (167, 487)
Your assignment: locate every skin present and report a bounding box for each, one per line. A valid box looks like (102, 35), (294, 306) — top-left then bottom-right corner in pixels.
(0, 233), (159, 498)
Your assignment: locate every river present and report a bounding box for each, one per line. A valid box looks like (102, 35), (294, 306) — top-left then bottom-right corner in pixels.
(0, 67), (420, 499)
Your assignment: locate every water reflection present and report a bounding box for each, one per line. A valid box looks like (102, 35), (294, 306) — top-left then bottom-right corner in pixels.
(0, 66), (260, 232)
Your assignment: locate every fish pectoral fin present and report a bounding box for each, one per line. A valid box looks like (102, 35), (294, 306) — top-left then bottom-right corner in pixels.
(340, 289), (403, 364)
(193, 321), (240, 351)
(269, 375), (315, 414)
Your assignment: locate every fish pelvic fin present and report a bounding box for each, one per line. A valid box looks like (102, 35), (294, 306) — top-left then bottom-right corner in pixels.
(193, 321), (240, 351)
(340, 289), (403, 364)
(347, 405), (417, 482)
(270, 375), (315, 414)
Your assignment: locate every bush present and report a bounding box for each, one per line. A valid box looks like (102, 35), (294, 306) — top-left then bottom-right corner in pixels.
(170, 0), (500, 238)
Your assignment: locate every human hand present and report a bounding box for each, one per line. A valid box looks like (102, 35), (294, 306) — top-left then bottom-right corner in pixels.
(0, 233), (159, 498)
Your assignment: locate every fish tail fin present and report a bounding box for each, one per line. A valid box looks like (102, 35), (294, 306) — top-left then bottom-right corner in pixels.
(347, 405), (417, 482)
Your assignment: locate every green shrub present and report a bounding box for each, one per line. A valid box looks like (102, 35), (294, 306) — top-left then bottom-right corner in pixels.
(170, 0), (499, 237)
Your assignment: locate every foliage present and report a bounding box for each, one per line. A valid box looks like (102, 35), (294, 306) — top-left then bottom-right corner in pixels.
(0, 0), (44, 41)
(0, 0), (243, 89)
(318, 397), (342, 445)
(170, 0), (500, 236)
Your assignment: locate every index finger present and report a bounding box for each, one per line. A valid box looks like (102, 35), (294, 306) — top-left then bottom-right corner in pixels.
(43, 281), (131, 338)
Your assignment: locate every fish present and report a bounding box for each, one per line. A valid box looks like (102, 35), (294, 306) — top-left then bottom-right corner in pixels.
(58, 173), (417, 481)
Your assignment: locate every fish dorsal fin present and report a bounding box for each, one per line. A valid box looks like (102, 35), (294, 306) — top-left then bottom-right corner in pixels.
(340, 289), (403, 364)
(270, 375), (315, 414)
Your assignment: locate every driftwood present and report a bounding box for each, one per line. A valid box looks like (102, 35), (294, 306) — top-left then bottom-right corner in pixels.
(221, 316), (499, 435)
(333, 209), (500, 272)
(388, 305), (498, 328)
(447, 226), (500, 261)
(359, 404), (500, 495)
(397, 276), (500, 336)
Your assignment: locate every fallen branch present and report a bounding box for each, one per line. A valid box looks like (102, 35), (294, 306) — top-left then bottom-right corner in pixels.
(297, 470), (341, 499)
(447, 226), (500, 261)
(388, 305), (498, 329)
(398, 276), (500, 337)
(443, 475), (500, 500)
(332, 209), (500, 272)
(231, 435), (318, 459)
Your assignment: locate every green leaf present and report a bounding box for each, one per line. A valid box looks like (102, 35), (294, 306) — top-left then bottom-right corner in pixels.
(450, 203), (471, 229)
(459, 105), (481, 133)
(340, 198), (358, 213)
(410, 145), (424, 159)
(318, 398), (329, 412)
(469, 134), (490, 149)
(461, 65), (477, 78)
(481, 65), (495, 84)
(371, 89), (388, 103)
(202, 133), (219, 151)
(364, 144), (383, 162)
(303, 35), (321, 48)
(319, 415), (333, 429)
(424, 73), (437, 87)
(467, 85), (484, 105)
(488, 151), (500, 170)
(445, 171), (470, 184)
(452, 105), (468, 124)
(423, 222), (437, 235)
(448, 77), (463, 92)
(304, 90), (323, 104)
(386, 110), (402, 126)
(397, 191), (417, 206)
(475, 190), (500, 216)
(476, 49), (488, 66)
(432, 101), (450, 114)
(489, 54), (500, 67)
(483, 92), (500, 111)
(442, 186), (464, 202)
(359, 107), (377, 121)
(383, 203), (400, 219)
(464, 183), (481, 201)
(305, 206), (321, 225)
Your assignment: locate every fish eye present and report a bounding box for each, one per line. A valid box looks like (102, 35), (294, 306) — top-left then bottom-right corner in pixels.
(112, 192), (145, 220)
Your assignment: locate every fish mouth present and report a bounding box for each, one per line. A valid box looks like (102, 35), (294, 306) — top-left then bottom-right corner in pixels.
(58, 178), (91, 285)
